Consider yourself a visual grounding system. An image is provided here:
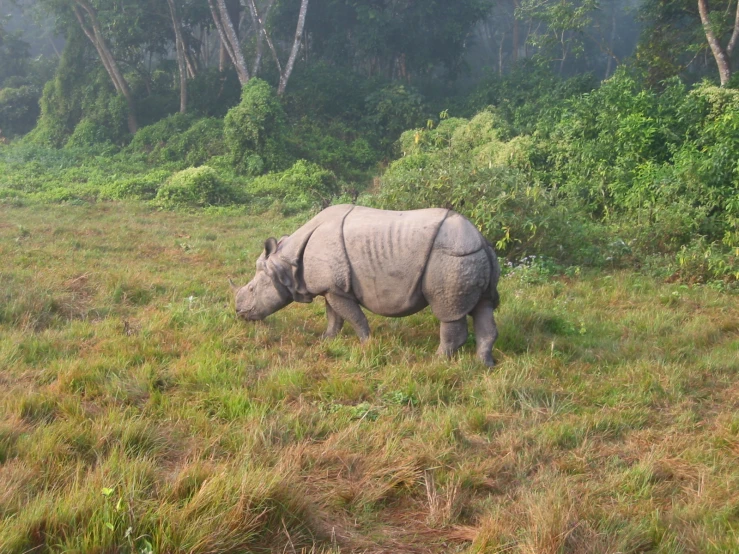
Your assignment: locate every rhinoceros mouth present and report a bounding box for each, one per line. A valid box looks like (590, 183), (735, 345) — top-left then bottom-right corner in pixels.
(237, 309), (262, 321)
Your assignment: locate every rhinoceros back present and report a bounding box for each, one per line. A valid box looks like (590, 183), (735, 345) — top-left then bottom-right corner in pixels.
(342, 206), (449, 316)
(432, 212), (486, 256)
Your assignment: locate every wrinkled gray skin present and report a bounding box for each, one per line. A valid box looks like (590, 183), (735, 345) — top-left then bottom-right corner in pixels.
(234, 205), (501, 366)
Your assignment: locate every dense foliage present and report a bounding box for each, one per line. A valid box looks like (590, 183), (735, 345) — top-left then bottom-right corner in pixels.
(375, 69), (739, 285)
(0, 0), (738, 287)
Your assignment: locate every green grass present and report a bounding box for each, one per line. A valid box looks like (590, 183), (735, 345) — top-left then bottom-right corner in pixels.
(1, 203), (738, 553)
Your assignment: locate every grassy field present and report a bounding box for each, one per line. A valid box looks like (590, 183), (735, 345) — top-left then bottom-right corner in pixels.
(1, 202), (738, 553)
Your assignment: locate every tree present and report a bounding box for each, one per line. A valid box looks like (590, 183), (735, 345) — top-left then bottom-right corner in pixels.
(277, 0), (308, 94)
(166, 0), (188, 112)
(70, 0), (138, 132)
(208, 0), (250, 84)
(0, 18), (31, 86)
(519, 0), (597, 74)
(297, 0), (491, 80)
(697, 0), (739, 85)
(208, 0), (309, 94)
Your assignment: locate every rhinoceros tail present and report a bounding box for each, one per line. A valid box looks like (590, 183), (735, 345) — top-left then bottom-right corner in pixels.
(484, 240), (501, 311)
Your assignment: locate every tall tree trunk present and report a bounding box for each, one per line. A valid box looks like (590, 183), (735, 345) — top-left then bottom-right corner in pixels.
(261, 15), (284, 76)
(208, 0), (250, 85)
(559, 30), (568, 74)
(512, 0), (519, 63)
(72, 0), (138, 133)
(278, 0), (309, 95)
(166, 0), (188, 113)
(247, 0), (276, 76)
(729, 0), (739, 55)
(605, 2), (617, 78)
(184, 43), (197, 78)
(498, 32), (505, 74)
(219, 40), (227, 71)
(697, 0), (733, 85)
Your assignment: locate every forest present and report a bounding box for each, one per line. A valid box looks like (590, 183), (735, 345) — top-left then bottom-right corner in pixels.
(0, 0), (736, 281)
(1, 0), (739, 551)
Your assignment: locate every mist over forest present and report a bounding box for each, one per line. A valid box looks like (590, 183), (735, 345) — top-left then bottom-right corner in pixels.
(0, 0), (737, 276)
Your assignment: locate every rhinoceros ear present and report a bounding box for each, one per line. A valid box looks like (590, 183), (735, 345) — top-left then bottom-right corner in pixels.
(266, 257), (315, 304)
(263, 237), (279, 259)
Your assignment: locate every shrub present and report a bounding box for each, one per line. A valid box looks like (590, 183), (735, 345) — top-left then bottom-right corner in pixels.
(290, 118), (380, 181)
(66, 118), (115, 149)
(669, 238), (739, 286)
(128, 114), (225, 166)
(466, 62), (596, 132)
(155, 166), (235, 208)
(282, 63), (369, 124)
(398, 117), (468, 157)
(188, 67), (242, 117)
(376, 149), (604, 265)
(451, 110), (512, 151)
(224, 79), (290, 176)
(365, 84), (428, 152)
(65, 94), (128, 149)
(129, 113), (194, 153)
(0, 85), (40, 137)
(247, 160), (339, 214)
(105, 170), (171, 201)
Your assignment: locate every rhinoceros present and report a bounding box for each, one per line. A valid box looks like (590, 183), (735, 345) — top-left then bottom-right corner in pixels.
(232, 205), (501, 366)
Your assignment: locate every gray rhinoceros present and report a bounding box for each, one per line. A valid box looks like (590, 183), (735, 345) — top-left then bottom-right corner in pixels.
(232, 205), (501, 365)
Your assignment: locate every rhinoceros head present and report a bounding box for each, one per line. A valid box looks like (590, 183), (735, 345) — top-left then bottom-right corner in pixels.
(233, 237), (293, 321)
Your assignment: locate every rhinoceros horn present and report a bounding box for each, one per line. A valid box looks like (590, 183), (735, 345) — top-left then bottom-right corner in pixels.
(228, 277), (239, 293)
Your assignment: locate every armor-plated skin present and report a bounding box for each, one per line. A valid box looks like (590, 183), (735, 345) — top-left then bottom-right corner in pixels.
(234, 205), (501, 366)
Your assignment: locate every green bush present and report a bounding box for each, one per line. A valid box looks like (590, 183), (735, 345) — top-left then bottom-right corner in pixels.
(224, 79), (290, 176)
(466, 63), (596, 132)
(451, 110), (512, 151)
(128, 114), (225, 167)
(129, 113), (193, 152)
(247, 160), (339, 214)
(377, 126), (604, 265)
(0, 85), (40, 137)
(282, 63), (370, 124)
(155, 166), (236, 208)
(65, 92), (129, 149)
(290, 118), (380, 181)
(105, 170), (171, 200)
(365, 84), (428, 152)
(672, 239), (739, 286)
(376, 68), (738, 283)
(66, 117), (117, 149)
(188, 67), (242, 118)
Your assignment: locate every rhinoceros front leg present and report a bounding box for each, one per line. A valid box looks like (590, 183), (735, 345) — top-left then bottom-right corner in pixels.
(325, 293), (370, 342)
(322, 300), (345, 339)
(437, 317), (468, 359)
(471, 297), (498, 367)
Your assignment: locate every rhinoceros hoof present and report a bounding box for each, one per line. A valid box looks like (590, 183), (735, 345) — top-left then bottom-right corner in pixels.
(479, 353), (496, 367)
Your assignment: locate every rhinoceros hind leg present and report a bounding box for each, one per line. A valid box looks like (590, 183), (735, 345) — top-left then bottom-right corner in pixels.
(437, 317), (468, 358)
(322, 300), (345, 339)
(471, 297), (498, 367)
(325, 293), (370, 342)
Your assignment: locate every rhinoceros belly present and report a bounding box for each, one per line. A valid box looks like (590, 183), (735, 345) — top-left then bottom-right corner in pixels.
(342, 206), (449, 316)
